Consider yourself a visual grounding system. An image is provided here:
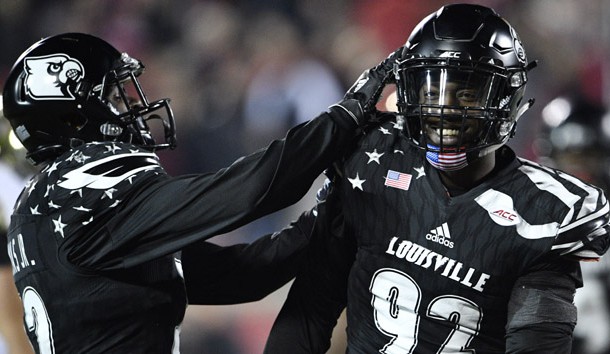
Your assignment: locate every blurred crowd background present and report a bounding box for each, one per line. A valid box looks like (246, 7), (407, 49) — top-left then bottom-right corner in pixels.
(1, 0), (610, 353)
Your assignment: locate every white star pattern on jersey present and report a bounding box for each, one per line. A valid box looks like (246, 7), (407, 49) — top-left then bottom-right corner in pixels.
(365, 149), (384, 165)
(413, 166), (426, 179)
(52, 215), (67, 237)
(348, 173), (366, 190)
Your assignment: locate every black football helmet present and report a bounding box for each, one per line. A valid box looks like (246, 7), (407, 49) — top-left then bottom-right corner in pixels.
(2, 32), (176, 165)
(394, 4), (536, 170)
(537, 95), (610, 192)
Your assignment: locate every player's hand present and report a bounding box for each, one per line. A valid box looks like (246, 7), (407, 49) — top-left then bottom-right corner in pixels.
(329, 47), (403, 126)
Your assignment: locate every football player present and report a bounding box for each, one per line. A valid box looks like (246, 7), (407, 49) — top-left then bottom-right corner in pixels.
(1, 32), (398, 353)
(0, 110), (34, 354)
(264, 4), (610, 353)
(0, 184), (31, 354)
(537, 95), (610, 354)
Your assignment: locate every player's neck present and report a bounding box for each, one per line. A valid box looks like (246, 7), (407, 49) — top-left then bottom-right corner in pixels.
(438, 153), (496, 195)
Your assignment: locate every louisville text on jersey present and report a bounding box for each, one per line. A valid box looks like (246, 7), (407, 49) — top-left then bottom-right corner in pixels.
(385, 236), (490, 292)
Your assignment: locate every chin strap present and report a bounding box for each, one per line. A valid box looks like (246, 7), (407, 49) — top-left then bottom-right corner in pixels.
(512, 60), (538, 126)
(515, 98), (535, 123)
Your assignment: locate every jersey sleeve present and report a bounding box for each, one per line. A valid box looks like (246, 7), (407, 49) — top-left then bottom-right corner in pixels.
(505, 322), (574, 354)
(551, 171), (610, 261)
(505, 255), (579, 353)
(181, 208), (316, 305)
(59, 111), (358, 270)
(264, 180), (355, 354)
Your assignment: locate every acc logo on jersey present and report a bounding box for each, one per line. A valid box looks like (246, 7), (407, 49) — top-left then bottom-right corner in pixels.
(490, 209), (519, 226)
(474, 189), (521, 226)
(24, 54), (85, 100)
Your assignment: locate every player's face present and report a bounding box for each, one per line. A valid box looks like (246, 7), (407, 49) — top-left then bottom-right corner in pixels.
(417, 76), (487, 148)
(105, 84), (141, 115)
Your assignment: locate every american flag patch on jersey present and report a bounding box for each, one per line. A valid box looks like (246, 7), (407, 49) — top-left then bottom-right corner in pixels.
(384, 170), (412, 190)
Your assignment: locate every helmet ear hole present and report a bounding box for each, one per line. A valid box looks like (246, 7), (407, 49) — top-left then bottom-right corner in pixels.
(64, 114), (87, 131)
(15, 77), (24, 101)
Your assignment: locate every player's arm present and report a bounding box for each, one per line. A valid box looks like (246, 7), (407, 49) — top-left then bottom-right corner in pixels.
(181, 208), (316, 305)
(551, 177), (610, 261)
(553, 214), (610, 262)
(506, 184), (610, 352)
(264, 179), (354, 354)
(61, 51), (401, 270)
(505, 255), (580, 354)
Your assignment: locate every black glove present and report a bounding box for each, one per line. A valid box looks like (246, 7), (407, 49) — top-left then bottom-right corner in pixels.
(329, 47), (403, 127)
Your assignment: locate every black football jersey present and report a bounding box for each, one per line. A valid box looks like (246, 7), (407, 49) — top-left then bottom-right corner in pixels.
(5, 112), (356, 354)
(265, 115), (610, 354)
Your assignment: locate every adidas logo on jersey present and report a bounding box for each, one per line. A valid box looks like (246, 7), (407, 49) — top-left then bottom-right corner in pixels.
(425, 222), (454, 248)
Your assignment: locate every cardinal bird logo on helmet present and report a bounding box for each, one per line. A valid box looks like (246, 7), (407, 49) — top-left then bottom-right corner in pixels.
(24, 54), (84, 100)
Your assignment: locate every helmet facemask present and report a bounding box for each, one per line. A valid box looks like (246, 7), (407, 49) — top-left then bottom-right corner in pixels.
(95, 53), (176, 150)
(395, 57), (528, 170)
(389, 3), (537, 171)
